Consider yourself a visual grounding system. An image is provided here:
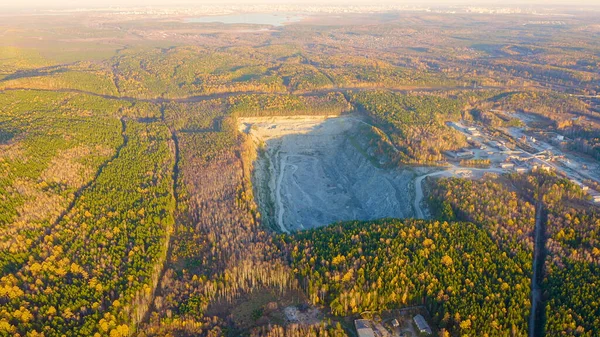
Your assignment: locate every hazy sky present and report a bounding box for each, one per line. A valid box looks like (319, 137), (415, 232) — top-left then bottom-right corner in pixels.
(3, 0), (599, 9)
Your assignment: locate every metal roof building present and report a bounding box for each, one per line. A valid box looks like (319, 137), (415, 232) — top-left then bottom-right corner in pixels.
(355, 319), (376, 337)
(413, 314), (432, 335)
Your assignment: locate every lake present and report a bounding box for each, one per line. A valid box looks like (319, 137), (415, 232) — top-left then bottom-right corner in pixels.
(184, 13), (304, 26)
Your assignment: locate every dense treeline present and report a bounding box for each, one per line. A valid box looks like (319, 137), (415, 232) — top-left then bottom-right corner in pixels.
(277, 63), (334, 92)
(282, 219), (531, 336)
(505, 172), (599, 264)
(1, 45), (461, 100)
(519, 173), (600, 336)
(111, 47), (461, 99)
(114, 46), (288, 99)
(163, 99), (227, 132)
(428, 171), (600, 336)
(162, 93), (351, 133)
(566, 130), (600, 161)
(428, 175), (536, 253)
(228, 92), (351, 117)
(0, 91), (124, 277)
(544, 261), (600, 336)
(0, 47), (50, 76)
(349, 91), (467, 164)
(0, 64), (119, 96)
(0, 121), (176, 335)
(478, 58), (600, 91)
(142, 114), (297, 336)
(308, 54), (456, 89)
(495, 91), (591, 127)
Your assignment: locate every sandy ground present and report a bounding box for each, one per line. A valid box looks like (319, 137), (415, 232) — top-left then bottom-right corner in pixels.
(283, 306), (321, 324)
(239, 115), (414, 232)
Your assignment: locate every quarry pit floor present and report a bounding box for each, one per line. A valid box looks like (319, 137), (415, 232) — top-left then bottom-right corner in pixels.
(239, 115), (416, 232)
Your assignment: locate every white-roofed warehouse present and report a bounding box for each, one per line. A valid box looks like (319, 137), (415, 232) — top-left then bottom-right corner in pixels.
(355, 319), (376, 337)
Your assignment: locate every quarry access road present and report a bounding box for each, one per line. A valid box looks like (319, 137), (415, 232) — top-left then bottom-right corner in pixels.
(275, 153), (300, 234)
(413, 166), (505, 219)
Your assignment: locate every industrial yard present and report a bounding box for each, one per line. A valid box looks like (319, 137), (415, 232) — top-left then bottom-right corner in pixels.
(447, 115), (600, 202)
(354, 307), (436, 337)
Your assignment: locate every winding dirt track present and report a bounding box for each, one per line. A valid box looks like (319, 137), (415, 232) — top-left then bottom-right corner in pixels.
(413, 167), (505, 219)
(275, 154), (297, 234)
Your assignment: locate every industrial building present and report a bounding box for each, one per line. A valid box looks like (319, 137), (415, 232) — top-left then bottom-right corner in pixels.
(413, 315), (432, 335)
(467, 128), (481, 136)
(444, 150), (475, 159)
(514, 166), (528, 173)
(355, 319), (376, 337)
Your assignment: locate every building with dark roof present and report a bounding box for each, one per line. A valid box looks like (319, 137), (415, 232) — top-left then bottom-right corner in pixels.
(413, 314), (432, 335)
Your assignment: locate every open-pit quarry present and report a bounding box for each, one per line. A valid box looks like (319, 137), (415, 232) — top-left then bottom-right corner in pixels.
(239, 115), (415, 232)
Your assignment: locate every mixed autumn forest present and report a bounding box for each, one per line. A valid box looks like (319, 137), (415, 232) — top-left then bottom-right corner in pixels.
(1, 4), (600, 337)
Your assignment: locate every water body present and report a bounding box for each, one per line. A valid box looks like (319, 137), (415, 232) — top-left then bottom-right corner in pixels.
(185, 13), (304, 26)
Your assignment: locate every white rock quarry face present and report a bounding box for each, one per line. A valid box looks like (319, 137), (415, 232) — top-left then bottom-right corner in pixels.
(240, 115), (414, 232)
